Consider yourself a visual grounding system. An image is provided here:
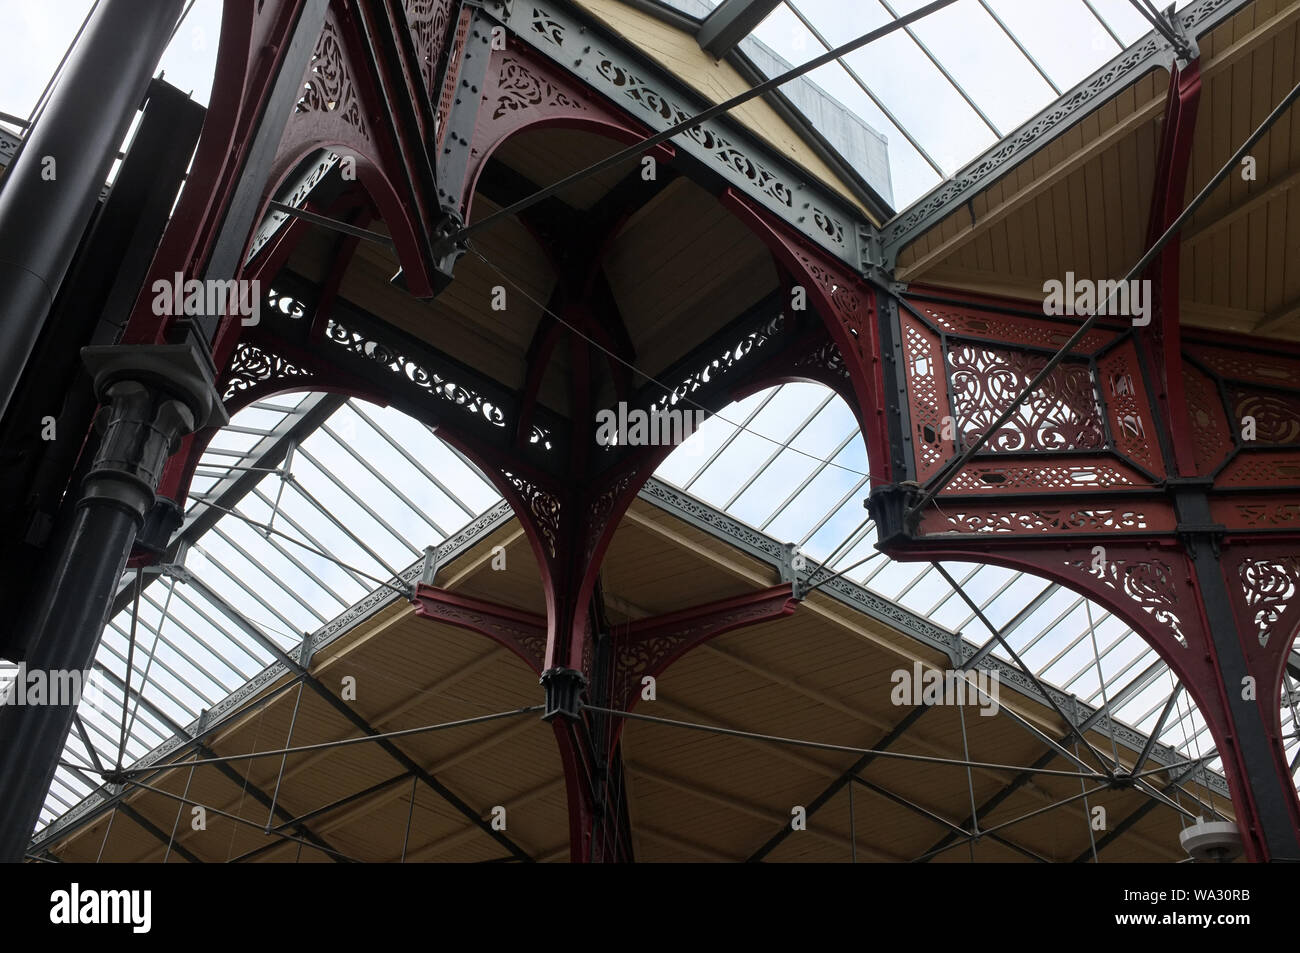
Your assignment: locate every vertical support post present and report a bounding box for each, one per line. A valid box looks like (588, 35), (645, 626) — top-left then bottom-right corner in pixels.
(0, 0), (185, 426)
(0, 344), (223, 862)
(0, 78), (205, 659)
(0, 0), (331, 860)
(1176, 491), (1300, 861)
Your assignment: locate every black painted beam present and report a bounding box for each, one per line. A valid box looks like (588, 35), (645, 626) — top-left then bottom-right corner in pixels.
(697, 0), (782, 58)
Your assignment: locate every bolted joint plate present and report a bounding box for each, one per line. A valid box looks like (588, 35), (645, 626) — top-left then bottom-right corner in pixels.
(540, 666), (586, 721)
(430, 210), (467, 295)
(133, 497), (185, 558)
(867, 482), (921, 547)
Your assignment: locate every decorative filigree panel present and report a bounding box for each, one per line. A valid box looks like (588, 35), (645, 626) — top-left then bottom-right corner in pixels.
(794, 252), (869, 361)
(413, 589), (546, 672)
(493, 55), (585, 120)
(794, 339), (849, 380)
(266, 286), (309, 321)
(245, 154), (340, 264)
(1180, 362), (1232, 473)
(638, 479), (788, 562)
(502, 470), (561, 558)
(1227, 385), (1300, 445)
(917, 303), (1114, 354)
(404, 0), (454, 102)
(436, 6), (471, 142)
(1238, 557), (1300, 647)
(580, 617), (594, 684)
(904, 318), (948, 481)
(1226, 500), (1300, 527)
(295, 18), (370, 141)
(222, 342), (312, 400)
(586, 471), (636, 564)
(1216, 452), (1300, 489)
(947, 462), (1138, 493)
(647, 311), (785, 415)
(1099, 344), (1161, 475)
(948, 346), (1104, 453)
(592, 57), (841, 237)
(500, 0), (866, 266)
(1190, 345), (1300, 392)
(529, 424), (553, 451)
(1066, 555), (1189, 648)
(937, 508), (1153, 534)
(610, 591), (797, 711)
(522, 3), (850, 250)
(325, 316), (507, 428)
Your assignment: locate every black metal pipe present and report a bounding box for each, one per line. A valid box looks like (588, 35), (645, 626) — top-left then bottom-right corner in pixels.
(0, 379), (198, 862)
(0, 501), (140, 862)
(0, 0), (184, 427)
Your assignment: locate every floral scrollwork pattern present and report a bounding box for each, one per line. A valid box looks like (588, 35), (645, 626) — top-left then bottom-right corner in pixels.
(502, 470), (561, 559)
(223, 343), (312, 401)
(493, 56), (584, 120)
(324, 317), (507, 429)
(948, 346), (1104, 453)
(1067, 555), (1188, 648)
(296, 18), (370, 141)
(1239, 557), (1300, 647)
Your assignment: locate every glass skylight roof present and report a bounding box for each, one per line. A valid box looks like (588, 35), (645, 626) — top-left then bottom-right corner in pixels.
(668, 0), (1202, 209)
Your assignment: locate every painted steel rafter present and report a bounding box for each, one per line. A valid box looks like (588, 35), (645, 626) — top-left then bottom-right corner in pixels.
(697, 0), (784, 58)
(58, 760), (204, 864)
(34, 459), (1228, 858)
(35, 407), (512, 845)
(148, 567), (537, 864)
(89, 665), (345, 861)
(29, 494), (516, 851)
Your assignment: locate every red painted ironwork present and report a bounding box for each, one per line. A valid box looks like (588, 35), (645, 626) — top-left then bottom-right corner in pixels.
(1145, 62), (1202, 477)
(267, 1), (441, 298)
(871, 73), (1299, 863)
(120, 0), (461, 358)
(117, 0), (305, 349)
(882, 277), (1300, 859)
(719, 189), (892, 485)
(457, 41), (664, 223)
(436, 4), (471, 146)
(411, 584), (547, 672)
(607, 584), (798, 724)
